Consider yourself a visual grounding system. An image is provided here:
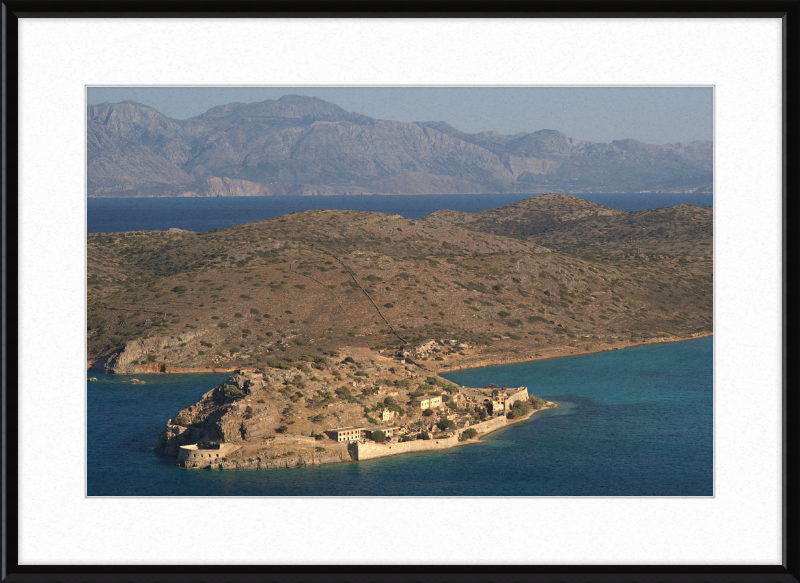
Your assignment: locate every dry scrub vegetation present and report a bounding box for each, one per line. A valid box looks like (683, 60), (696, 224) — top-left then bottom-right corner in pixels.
(423, 193), (713, 257)
(88, 195), (712, 374)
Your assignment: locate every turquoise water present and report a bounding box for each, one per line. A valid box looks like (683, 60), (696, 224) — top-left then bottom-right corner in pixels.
(87, 336), (712, 496)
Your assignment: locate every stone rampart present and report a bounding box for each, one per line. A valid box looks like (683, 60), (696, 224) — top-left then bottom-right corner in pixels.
(217, 448), (351, 471)
(468, 415), (507, 435)
(177, 443), (240, 468)
(354, 434), (461, 461)
(354, 416), (509, 461)
(505, 387), (529, 409)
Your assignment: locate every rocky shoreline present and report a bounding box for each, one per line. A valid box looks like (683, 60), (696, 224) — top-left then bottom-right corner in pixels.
(174, 400), (557, 472)
(141, 333), (713, 472)
(88, 332), (711, 377)
(149, 345), (560, 472)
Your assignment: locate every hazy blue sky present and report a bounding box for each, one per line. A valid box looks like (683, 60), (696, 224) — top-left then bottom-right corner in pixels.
(87, 87), (712, 145)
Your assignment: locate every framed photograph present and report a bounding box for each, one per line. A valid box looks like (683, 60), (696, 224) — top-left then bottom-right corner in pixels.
(3, 2), (796, 581)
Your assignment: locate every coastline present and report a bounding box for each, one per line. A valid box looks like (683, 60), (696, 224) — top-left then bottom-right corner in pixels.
(86, 359), (238, 375)
(436, 331), (712, 374)
(87, 332), (712, 376)
(103, 333), (704, 472)
(473, 400), (556, 439)
(178, 404), (558, 471)
(282, 403), (559, 469)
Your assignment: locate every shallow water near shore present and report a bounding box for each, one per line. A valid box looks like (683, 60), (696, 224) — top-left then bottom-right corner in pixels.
(87, 336), (712, 496)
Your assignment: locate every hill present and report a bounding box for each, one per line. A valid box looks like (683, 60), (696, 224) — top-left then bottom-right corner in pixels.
(87, 95), (713, 198)
(87, 196), (712, 375)
(423, 193), (713, 257)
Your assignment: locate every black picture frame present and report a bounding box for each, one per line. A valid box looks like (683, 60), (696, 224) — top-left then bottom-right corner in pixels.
(1, 2), (796, 582)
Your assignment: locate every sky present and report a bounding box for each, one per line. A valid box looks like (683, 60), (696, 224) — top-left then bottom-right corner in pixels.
(87, 87), (712, 145)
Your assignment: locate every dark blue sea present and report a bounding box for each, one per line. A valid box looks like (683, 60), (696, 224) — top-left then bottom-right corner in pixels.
(87, 336), (712, 496)
(87, 193), (713, 233)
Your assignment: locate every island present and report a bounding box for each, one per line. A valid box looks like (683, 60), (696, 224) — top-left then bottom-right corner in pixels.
(154, 347), (556, 470)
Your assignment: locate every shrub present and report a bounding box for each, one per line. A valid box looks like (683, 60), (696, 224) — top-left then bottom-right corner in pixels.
(315, 446), (326, 452)
(147, 355), (157, 362)
(422, 409), (434, 417)
(174, 416), (189, 426)
(276, 425), (288, 433)
(436, 419), (454, 431)
(234, 313), (244, 318)
(245, 406), (253, 414)
(460, 428), (478, 441)
(417, 431), (431, 440)
(371, 430), (387, 443)
(250, 308), (259, 314)
(530, 396), (547, 409)
(383, 303), (394, 308)
(507, 399), (531, 419)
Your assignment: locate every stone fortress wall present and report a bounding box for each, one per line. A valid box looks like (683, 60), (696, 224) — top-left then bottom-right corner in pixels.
(173, 387), (537, 468)
(505, 387), (530, 409)
(177, 443), (240, 468)
(353, 415), (509, 461)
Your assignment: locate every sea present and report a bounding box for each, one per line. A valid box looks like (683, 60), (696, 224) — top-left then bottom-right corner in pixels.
(87, 192), (713, 233)
(86, 192), (713, 496)
(87, 336), (712, 497)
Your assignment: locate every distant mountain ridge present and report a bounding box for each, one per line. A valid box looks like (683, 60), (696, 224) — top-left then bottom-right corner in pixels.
(87, 95), (713, 198)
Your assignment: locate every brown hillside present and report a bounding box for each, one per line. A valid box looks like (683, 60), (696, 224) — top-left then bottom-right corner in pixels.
(423, 193), (712, 257)
(88, 229), (711, 375)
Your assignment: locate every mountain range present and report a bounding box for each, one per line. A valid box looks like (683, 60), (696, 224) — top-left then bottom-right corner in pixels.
(87, 95), (713, 198)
